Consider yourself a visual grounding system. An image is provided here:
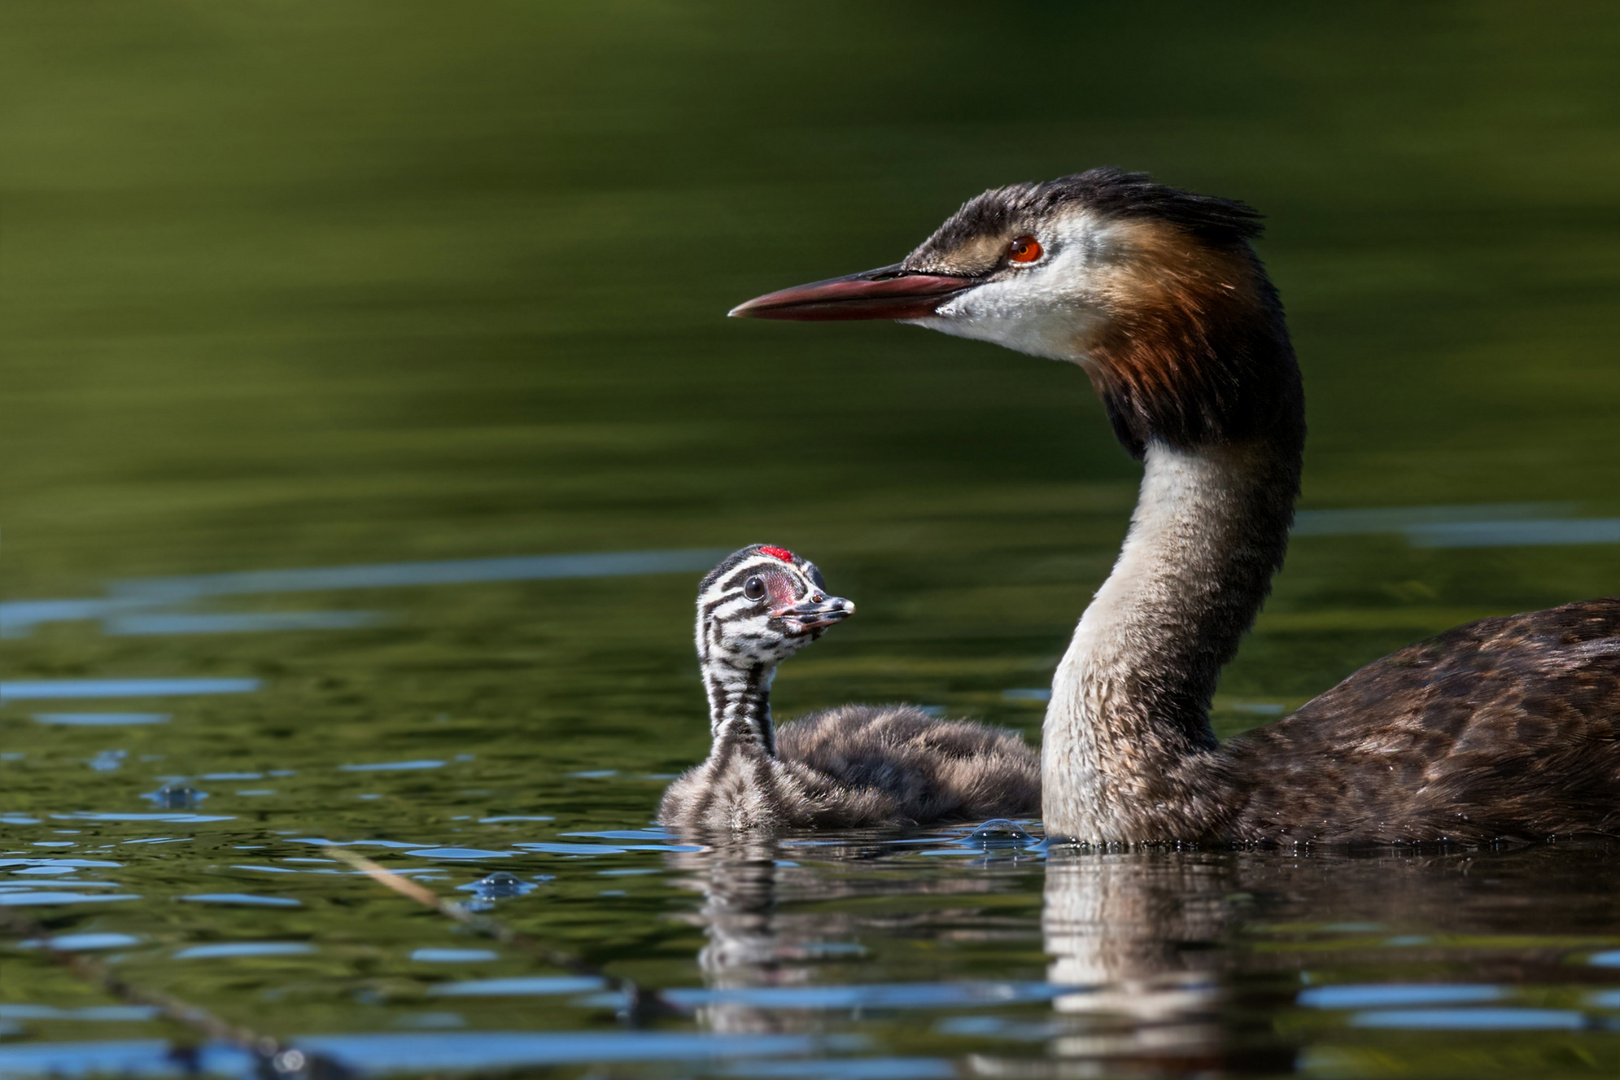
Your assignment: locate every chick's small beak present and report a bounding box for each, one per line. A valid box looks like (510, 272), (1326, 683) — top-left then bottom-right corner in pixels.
(778, 595), (856, 629)
(728, 264), (973, 321)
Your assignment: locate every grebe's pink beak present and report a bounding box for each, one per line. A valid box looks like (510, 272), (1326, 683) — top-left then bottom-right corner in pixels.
(728, 263), (973, 322)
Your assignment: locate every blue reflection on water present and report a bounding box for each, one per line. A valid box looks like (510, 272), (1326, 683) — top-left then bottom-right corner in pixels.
(106, 611), (381, 636)
(1291, 502), (1572, 535)
(656, 981), (1062, 1011)
(174, 943), (315, 959)
(0, 598), (143, 639)
(428, 976), (604, 997)
(1, 546), (728, 639)
(0, 1006), (160, 1022)
(720, 1059), (955, 1080)
(1299, 984), (1502, 1009)
(179, 893), (301, 907)
(1406, 518), (1620, 548)
(1349, 1007), (1591, 1030)
(405, 848), (513, 860)
(1290, 502), (1620, 548)
(55, 813), (233, 824)
(0, 1033), (820, 1078)
(1, 679), (260, 703)
(301, 1031), (818, 1071)
(18, 933), (140, 952)
(33, 713), (170, 726)
(288, 838), (423, 849)
(0, 892), (140, 906)
(410, 949), (499, 963)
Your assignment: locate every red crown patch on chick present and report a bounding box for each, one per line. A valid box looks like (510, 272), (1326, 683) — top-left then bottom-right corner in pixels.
(759, 546), (795, 564)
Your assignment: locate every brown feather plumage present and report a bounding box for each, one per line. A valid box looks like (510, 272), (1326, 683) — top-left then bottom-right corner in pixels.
(1207, 599), (1620, 844)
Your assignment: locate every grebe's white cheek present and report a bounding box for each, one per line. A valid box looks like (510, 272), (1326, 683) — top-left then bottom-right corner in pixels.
(907, 272), (1105, 364)
(900, 213), (1121, 362)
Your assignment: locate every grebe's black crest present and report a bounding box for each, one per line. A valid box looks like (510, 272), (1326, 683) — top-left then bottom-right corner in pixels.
(910, 167), (1264, 267)
(734, 166), (1297, 458)
(919, 170), (1293, 459)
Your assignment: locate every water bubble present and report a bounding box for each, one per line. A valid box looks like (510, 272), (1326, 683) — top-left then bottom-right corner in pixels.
(89, 750), (128, 773)
(144, 783), (205, 809)
(451, 871), (550, 910)
(461, 871), (532, 900)
(963, 819), (1038, 849)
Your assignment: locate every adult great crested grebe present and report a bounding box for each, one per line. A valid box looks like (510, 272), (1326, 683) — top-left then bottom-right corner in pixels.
(660, 544), (1039, 834)
(729, 168), (1620, 845)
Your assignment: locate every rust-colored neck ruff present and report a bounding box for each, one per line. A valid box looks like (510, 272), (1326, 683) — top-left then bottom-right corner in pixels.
(1085, 220), (1304, 459)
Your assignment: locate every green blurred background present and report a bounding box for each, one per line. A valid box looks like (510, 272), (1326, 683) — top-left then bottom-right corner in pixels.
(4, 0), (1619, 760)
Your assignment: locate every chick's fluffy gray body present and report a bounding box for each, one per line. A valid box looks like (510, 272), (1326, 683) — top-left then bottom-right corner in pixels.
(660, 703), (1040, 833)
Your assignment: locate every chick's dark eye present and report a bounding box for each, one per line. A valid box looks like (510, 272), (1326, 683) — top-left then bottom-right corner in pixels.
(743, 577), (766, 602)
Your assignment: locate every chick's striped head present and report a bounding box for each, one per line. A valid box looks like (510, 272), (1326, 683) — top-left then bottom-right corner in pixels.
(696, 545), (855, 666)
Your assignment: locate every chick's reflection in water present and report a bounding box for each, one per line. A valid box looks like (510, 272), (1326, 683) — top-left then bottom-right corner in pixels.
(670, 840), (816, 1035)
(664, 837), (1032, 1035)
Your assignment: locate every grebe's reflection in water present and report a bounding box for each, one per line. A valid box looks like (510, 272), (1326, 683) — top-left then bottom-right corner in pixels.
(666, 837), (1620, 1073)
(663, 836), (1293, 1073)
(1026, 848), (1259, 1075)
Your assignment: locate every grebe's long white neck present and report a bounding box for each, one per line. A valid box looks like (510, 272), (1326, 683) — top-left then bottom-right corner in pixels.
(1043, 438), (1298, 841)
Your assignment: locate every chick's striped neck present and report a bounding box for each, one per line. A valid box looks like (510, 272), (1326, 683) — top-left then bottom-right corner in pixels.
(702, 656), (776, 755)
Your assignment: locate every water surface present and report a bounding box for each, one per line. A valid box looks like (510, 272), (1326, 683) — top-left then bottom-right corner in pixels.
(4, 2), (1620, 1076)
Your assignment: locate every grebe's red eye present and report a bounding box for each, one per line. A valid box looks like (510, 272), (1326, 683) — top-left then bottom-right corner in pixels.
(1008, 235), (1043, 264)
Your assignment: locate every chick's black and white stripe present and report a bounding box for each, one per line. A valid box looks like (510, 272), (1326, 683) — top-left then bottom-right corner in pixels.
(694, 547), (830, 755)
(661, 545), (1040, 835)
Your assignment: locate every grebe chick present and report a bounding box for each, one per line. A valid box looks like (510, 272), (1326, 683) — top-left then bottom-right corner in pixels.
(660, 545), (1039, 834)
(730, 168), (1620, 846)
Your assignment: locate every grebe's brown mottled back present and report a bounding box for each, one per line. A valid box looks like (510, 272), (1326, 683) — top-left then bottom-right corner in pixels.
(659, 545), (1039, 834)
(731, 168), (1620, 845)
